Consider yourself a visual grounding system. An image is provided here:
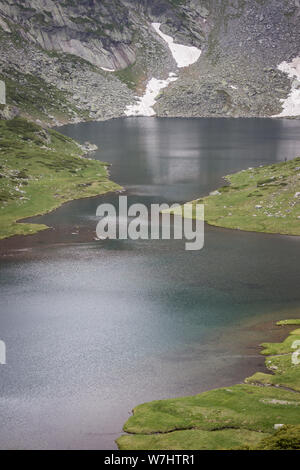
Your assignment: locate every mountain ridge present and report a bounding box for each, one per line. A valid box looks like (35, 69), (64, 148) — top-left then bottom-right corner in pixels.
(0, 0), (299, 124)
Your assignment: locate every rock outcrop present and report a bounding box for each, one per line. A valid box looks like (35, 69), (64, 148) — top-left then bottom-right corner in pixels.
(0, 104), (19, 120)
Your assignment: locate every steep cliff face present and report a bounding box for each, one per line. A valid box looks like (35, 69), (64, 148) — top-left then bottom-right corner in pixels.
(0, 0), (136, 70)
(0, 0), (196, 70)
(0, 0), (299, 124)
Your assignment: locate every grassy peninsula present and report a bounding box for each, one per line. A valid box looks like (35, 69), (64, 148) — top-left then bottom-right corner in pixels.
(182, 158), (300, 236)
(0, 117), (121, 239)
(117, 320), (300, 450)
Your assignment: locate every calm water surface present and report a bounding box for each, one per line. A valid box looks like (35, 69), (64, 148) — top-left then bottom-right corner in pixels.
(0, 118), (300, 449)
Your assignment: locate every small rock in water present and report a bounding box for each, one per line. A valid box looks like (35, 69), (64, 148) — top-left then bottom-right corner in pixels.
(81, 141), (98, 153)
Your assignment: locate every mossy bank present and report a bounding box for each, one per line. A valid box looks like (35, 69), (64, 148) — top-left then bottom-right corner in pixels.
(179, 158), (300, 236)
(0, 117), (121, 239)
(117, 320), (300, 450)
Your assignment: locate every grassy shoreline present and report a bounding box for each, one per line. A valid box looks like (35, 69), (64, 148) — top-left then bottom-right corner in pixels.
(178, 158), (300, 236)
(117, 319), (300, 450)
(0, 117), (122, 240)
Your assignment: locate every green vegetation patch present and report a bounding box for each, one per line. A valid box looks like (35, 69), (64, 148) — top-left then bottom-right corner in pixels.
(252, 425), (300, 450)
(0, 118), (121, 239)
(0, 67), (81, 125)
(115, 63), (145, 91)
(118, 428), (266, 451)
(246, 354), (300, 392)
(260, 328), (300, 356)
(117, 320), (300, 450)
(179, 158), (300, 235)
(245, 324), (300, 392)
(277, 319), (300, 326)
(122, 385), (300, 435)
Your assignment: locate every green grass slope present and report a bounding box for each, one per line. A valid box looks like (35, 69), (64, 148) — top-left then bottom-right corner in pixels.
(245, 327), (300, 392)
(117, 320), (300, 450)
(0, 66), (82, 126)
(0, 118), (121, 239)
(183, 158), (300, 235)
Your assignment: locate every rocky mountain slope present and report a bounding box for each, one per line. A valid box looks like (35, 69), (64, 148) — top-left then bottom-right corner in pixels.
(0, 0), (299, 124)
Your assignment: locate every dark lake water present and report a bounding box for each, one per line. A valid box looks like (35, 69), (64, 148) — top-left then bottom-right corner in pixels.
(0, 118), (300, 449)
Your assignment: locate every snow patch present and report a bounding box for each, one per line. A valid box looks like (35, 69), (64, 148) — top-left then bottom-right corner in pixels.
(274, 56), (300, 117)
(100, 67), (116, 72)
(152, 23), (201, 68)
(125, 74), (178, 117)
(124, 23), (201, 117)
